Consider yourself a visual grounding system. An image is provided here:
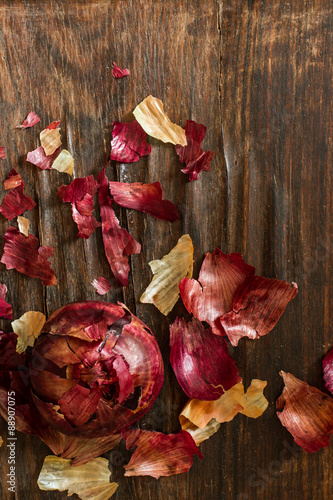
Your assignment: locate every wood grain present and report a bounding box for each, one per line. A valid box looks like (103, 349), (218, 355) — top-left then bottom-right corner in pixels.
(0, 0), (332, 499)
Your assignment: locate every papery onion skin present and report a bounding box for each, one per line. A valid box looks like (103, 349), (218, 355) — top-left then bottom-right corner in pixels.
(276, 371), (333, 452)
(220, 276), (298, 346)
(91, 277), (111, 295)
(123, 428), (203, 478)
(323, 348), (333, 395)
(57, 175), (100, 239)
(1, 227), (57, 286)
(0, 284), (12, 319)
(175, 120), (214, 181)
(27, 146), (60, 170)
(16, 111), (40, 129)
(30, 301), (164, 438)
(111, 120), (151, 162)
(112, 62), (130, 78)
(169, 317), (241, 400)
(179, 248), (255, 334)
(109, 181), (179, 222)
(0, 147), (6, 159)
(0, 331), (36, 434)
(4, 169), (23, 190)
(0, 169), (36, 220)
(0, 329), (123, 465)
(97, 167), (141, 286)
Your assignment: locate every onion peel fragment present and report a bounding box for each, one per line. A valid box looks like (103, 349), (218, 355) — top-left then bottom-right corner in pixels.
(323, 348), (333, 396)
(111, 120), (151, 162)
(109, 181), (179, 222)
(37, 456), (118, 499)
(175, 120), (214, 181)
(11, 311), (46, 353)
(169, 317), (241, 400)
(97, 168), (141, 286)
(140, 234), (194, 315)
(112, 62), (130, 78)
(16, 111), (40, 128)
(17, 216), (30, 236)
(133, 95), (187, 146)
(51, 149), (74, 176)
(123, 428), (202, 478)
(26, 146), (60, 170)
(180, 380), (268, 429)
(179, 417), (220, 446)
(220, 276), (298, 346)
(0, 169), (36, 220)
(57, 175), (100, 239)
(40, 121), (61, 156)
(276, 371), (333, 452)
(179, 249), (255, 334)
(1, 227), (57, 286)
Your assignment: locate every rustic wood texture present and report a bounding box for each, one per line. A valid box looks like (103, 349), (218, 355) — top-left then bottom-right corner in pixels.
(0, 0), (332, 498)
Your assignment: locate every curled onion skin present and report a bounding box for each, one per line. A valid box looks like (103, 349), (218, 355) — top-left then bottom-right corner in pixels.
(123, 428), (203, 478)
(276, 371), (333, 452)
(169, 317), (241, 400)
(30, 301), (164, 438)
(323, 348), (333, 395)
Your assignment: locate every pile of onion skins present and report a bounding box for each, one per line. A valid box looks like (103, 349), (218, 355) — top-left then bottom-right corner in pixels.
(0, 92), (332, 500)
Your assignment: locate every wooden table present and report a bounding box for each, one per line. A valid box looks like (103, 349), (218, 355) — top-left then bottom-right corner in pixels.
(0, 1), (332, 498)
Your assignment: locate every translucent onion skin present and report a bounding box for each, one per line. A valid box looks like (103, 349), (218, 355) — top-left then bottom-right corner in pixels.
(30, 301), (164, 438)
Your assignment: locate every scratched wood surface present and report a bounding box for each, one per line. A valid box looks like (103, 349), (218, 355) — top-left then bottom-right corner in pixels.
(0, 0), (332, 498)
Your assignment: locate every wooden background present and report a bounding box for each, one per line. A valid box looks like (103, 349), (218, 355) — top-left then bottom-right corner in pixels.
(0, 0), (332, 498)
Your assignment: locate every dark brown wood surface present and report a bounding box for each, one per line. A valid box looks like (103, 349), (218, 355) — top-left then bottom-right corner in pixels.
(0, 0), (332, 498)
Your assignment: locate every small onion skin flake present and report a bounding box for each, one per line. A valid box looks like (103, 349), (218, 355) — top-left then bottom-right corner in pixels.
(0, 169), (36, 220)
(4, 169), (23, 190)
(40, 121), (61, 156)
(111, 120), (151, 162)
(97, 167), (141, 286)
(112, 61), (130, 78)
(91, 277), (111, 295)
(0, 147), (6, 159)
(133, 95), (187, 146)
(276, 371), (333, 452)
(180, 380), (268, 429)
(220, 276), (298, 346)
(140, 234), (194, 315)
(179, 249), (255, 334)
(323, 348), (333, 395)
(16, 111), (40, 128)
(169, 317), (241, 400)
(123, 429), (203, 479)
(175, 120), (214, 181)
(1, 227), (57, 286)
(109, 181), (179, 222)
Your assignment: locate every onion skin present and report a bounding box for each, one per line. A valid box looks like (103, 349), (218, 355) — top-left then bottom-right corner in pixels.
(123, 429), (203, 478)
(323, 348), (333, 395)
(30, 301), (164, 438)
(276, 371), (333, 452)
(169, 317), (241, 400)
